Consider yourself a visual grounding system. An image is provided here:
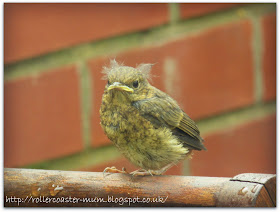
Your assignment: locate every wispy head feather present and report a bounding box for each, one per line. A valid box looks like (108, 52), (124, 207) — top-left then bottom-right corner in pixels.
(102, 59), (155, 81)
(136, 63), (153, 80)
(101, 59), (122, 80)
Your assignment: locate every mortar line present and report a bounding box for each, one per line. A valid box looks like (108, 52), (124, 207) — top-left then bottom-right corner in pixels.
(22, 145), (121, 171)
(249, 13), (264, 103)
(169, 3), (180, 24)
(78, 62), (93, 149)
(4, 4), (275, 81)
(197, 101), (276, 136)
(183, 160), (191, 176)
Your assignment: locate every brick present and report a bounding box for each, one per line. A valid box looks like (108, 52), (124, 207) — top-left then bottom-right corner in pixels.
(79, 157), (183, 176)
(176, 20), (254, 119)
(4, 66), (83, 167)
(4, 3), (168, 64)
(261, 13), (276, 101)
(180, 3), (241, 19)
(88, 20), (254, 147)
(190, 114), (276, 177)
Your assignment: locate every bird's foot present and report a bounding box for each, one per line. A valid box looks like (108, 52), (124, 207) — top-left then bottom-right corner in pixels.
(103, 166), (128, 176)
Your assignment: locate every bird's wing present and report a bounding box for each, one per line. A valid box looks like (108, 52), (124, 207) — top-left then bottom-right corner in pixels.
(178, 113), (200, 139)
(132, 90), (206, 150)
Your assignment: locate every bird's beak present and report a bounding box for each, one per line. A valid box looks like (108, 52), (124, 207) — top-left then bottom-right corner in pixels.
(108, 82), (134, 93)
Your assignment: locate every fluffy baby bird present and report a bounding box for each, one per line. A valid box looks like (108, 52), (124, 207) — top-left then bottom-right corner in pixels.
(100, 60), (206, 176)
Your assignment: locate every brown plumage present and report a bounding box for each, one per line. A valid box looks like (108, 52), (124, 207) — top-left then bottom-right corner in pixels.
(100, 60), (206, 176)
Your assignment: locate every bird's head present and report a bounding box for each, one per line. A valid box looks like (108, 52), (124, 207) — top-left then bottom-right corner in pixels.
(102, 59), (154, 102)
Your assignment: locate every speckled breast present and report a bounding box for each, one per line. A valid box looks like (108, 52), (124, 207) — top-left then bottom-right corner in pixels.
(100, 102), (152, 145)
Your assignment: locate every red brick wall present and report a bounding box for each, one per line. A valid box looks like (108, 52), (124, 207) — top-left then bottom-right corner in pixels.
(4, 3), (276, 177)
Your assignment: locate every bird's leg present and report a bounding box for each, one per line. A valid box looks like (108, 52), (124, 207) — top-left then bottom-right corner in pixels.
(103, 166), (128, 176)
(130, 168), (152, 176)
(130, 163), (175, 176)
(149, 163), (174, 175)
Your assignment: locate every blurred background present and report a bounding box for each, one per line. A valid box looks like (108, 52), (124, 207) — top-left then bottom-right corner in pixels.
(4, 3), (276, 177)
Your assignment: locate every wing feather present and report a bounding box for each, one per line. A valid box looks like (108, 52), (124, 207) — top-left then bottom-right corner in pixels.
(132, 88), (206, 150)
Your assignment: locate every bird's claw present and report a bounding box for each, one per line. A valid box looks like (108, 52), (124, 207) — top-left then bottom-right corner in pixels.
(103, 166), (128, 177)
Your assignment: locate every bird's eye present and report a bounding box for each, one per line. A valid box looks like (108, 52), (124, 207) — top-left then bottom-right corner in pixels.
(132, 80), (139, 88)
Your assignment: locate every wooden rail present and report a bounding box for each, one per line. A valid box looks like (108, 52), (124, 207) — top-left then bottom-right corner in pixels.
(4, 168), (276, 207)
